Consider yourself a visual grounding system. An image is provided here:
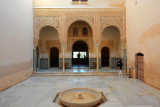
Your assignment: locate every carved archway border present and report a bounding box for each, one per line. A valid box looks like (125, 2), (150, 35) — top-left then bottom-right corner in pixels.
(101, 24), (125, 50)
(34, 25), (60, 48)
(34, 16), (61, 48)
(66, 17), (94, 33)
(101, 25), (123, 39)
(37, 25), (60, 39)
(35, 16), (61, 39)
(100, 16), (124, 39)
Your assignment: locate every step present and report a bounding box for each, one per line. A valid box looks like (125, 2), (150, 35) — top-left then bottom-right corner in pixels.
(33, 72), (129, 76)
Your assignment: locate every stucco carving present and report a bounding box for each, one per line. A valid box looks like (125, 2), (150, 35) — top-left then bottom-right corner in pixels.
(100, 16), (124, 35)
(66, 16), (94, 28)
(33, 38), (38, 48)
(35, 16), (60, 35)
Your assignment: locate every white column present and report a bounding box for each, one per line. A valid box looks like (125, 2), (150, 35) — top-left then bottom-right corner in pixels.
(61, 44), (65, 72)
(120, 38), (124, 58)
(96, 44), (100, 72)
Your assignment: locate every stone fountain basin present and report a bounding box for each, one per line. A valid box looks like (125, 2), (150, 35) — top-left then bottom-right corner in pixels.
(59, 88), (102, 107)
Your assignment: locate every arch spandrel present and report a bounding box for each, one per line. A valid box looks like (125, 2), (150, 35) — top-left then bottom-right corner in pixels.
(102, 25), (122, 38)
(33, 38), (39, 49)
(34, 16), (61, 39)
(101, 25), (126, 49)
(100, 16), (124, 39)
(66, 18), (94, 30)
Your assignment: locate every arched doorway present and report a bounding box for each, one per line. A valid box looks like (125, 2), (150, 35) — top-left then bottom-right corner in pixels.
(38, 25), (60, 69)
(101, 47), (109, 67)
(67, 20), (93, 69)
(136, 53), (144, 81)
(72, 40), (89, 68)
(50, 47), (59, 67)
(102, 26), (122, 68)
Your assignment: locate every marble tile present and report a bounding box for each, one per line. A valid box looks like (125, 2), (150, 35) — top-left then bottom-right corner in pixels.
(36, 67), (118, 73)
(0, 76), (160, 107)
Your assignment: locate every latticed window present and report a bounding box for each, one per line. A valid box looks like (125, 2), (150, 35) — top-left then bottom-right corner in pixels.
(83, 27), (88, 36)
(72, 0), (88, 1)
(72, 0), (88, 5)
(73, 27), (78, 36)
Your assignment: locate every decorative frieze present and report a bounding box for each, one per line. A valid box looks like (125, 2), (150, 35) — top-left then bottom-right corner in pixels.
(66, 16), (94, 28)
(100, 16), (124, 33)
(35, 16), (60, 33)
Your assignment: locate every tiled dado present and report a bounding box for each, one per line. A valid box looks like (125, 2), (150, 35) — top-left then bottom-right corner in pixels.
(59, 58), (72, 69)
(111, 58), (124, 69)
(89, 58), (101, 69)
(40, 58), (49, 69)
(39, 58), (126, 70)
(39, 58), (72, 69)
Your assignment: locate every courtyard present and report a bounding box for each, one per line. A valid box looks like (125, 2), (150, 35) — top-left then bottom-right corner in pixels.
(0, 75), (160, 107)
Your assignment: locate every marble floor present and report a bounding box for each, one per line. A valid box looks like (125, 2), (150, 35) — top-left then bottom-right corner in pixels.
(36, 67), (118, 73)
(72, 64), (89, 69)
(0, 76), (160, 107)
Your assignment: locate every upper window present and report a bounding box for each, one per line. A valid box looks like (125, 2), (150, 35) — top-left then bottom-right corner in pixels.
(73, 27), (78, 36)
(72, 0), (88, 5)
(83, 27), (88, 36)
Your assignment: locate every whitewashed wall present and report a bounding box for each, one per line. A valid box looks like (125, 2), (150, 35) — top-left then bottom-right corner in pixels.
(126, 0), (160, 89)
(0, 0), (33, 91)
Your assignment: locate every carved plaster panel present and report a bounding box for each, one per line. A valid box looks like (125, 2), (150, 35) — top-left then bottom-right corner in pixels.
(100, 16), (124, 35)
(33, 38), (38, 48)
(66, 16), (94, 28)
(35, 16), (60, 37)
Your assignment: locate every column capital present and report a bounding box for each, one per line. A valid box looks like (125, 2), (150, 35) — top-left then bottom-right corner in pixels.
(33, 38), (39, 49)
(61, 44), (66, 48)
(95, 44), (100, 48)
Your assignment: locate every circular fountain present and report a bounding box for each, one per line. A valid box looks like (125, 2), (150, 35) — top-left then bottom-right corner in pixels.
(59, 88), (102, 107)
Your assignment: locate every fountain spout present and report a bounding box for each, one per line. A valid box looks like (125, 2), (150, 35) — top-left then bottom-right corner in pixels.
(78, 93), (83, 99)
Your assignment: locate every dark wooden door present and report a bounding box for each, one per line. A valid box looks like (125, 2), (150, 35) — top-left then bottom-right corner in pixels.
(50, 47), (59, 67)
(101, 47), (109, 67)
(136, 53), (144, 81)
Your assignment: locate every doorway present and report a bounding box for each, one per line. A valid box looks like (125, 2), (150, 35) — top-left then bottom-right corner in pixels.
(50, 47), (59, 67)
(101, 47), (109, 67)
(136, 53), (144, 81)
(72, 40), (89, 68)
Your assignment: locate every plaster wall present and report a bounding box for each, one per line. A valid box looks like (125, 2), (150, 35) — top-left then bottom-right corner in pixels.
(126, 0), (160, 89)
(34, 0), (125, 8)
(0, 0), (33, 91)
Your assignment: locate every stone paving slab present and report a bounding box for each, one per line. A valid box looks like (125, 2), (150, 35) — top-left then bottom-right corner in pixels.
(0, 76), (160, 107)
